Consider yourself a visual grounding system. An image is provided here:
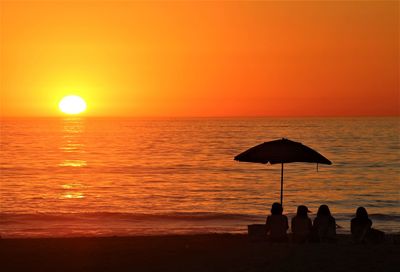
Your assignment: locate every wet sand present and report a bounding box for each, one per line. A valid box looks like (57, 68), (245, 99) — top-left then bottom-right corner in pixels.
(1, 234), (399, 272)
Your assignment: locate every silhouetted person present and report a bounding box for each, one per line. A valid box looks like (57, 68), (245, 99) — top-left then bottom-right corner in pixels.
(291, 205), (312, 243)
(265, 202), (288, 242)
(351, 207), (384, 244)
(312, 204), (336, 243)
(351, 207), (371, 243)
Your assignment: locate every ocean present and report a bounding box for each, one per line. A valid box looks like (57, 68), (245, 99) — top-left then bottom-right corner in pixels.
(1, 117), (399, 238)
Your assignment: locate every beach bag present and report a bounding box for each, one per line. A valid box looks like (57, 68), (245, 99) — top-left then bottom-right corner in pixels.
(367, 228), (385, 244)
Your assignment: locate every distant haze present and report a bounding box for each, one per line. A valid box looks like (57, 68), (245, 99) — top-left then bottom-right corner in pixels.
(1, 1), (399, 117)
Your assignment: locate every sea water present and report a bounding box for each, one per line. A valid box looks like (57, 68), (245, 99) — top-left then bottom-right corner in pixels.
(1, 117), (399, 237)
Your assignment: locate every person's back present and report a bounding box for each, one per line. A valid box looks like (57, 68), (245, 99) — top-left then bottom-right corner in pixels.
(291, 205), (312, 243)
(351, 207), (373, 243)
(312, 205), (336, 242)
(266, 202), (288, 242)
(351, 217), (372, 243)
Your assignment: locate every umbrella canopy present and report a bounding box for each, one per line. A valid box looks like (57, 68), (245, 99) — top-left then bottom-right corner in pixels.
(234, 138), (332, 204)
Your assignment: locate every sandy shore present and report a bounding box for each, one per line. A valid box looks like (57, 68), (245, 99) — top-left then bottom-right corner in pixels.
(1, 234), (399, 272)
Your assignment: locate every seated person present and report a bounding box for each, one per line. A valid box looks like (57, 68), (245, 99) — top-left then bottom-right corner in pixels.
(291, 205), (312, 243)
(312, 204), (336, 243)
(266, 202), (288, 242)
(351, 207), (384, 244)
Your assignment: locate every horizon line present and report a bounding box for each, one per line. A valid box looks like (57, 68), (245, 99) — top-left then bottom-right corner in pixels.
(1, 114), (399, 119)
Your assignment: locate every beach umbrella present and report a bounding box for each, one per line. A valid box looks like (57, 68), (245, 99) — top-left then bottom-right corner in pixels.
(234, 138), (332, 205)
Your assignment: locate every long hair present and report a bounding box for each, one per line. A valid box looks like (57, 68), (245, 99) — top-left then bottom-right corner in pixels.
(296, 205), (309, 218)
(317, 204), (331, 217)
(355, 207), (368, 220)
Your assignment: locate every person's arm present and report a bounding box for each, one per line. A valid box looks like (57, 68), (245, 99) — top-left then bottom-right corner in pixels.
(291, 217), (295, 233)
(350, 219), (355, 235)
(358, 221), (371, 242)
(332, 218), (337, 235)
(284, 216), (289, 231)
(308, 218), (312, 232)
(312, 218), (318, 231)
(265, 216), (270, 233)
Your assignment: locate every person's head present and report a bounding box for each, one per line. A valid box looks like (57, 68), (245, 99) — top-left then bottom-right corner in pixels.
(271, 202), (283, 215)
(356, 207), (368, 219)
(296, 205), (310, 218)
(317, 204), (331, 217)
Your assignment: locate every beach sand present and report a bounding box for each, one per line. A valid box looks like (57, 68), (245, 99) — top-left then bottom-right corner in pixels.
(1, 234), (399, 272)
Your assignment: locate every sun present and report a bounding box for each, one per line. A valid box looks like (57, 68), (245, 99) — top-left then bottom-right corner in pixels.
(59, 95), (87, 114)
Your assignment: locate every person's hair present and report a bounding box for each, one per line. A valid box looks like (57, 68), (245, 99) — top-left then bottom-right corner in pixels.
(296, 205), (309, 218)
(356, 207), (368, 220)
(271, 202), (283, 215)
(317, 204), (331, 217)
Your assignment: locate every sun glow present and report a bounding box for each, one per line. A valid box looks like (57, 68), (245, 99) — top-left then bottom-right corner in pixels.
(59, 95), (87, 114)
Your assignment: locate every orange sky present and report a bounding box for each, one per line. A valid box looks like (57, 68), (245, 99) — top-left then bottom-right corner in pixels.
(1, 1), (399, 117)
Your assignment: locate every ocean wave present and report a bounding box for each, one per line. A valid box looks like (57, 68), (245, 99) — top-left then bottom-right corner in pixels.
(0, 212), (265, 225)
(369, 213), (400, 221)
(2, 211), (400, 225)
(1, 211), (399, 238)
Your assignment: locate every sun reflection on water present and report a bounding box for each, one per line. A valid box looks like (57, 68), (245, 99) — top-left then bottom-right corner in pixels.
(60, 183), (85, 199)
(61, 193), (85, 199)
(60, 142), (85, 153)
(58, 160), (87, 167)
(58, 117), (87, 200)
(61, 184), (82, 189)
(59, 117), (87, 167)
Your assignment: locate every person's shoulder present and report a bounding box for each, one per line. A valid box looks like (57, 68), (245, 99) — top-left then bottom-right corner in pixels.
(365, 218), (373, 226)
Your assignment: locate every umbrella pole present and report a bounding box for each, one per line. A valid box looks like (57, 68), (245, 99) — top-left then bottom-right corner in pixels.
(280, 163), (284, 205)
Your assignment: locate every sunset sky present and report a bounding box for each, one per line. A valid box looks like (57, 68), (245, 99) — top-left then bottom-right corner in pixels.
(1, 1), (398, 117)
